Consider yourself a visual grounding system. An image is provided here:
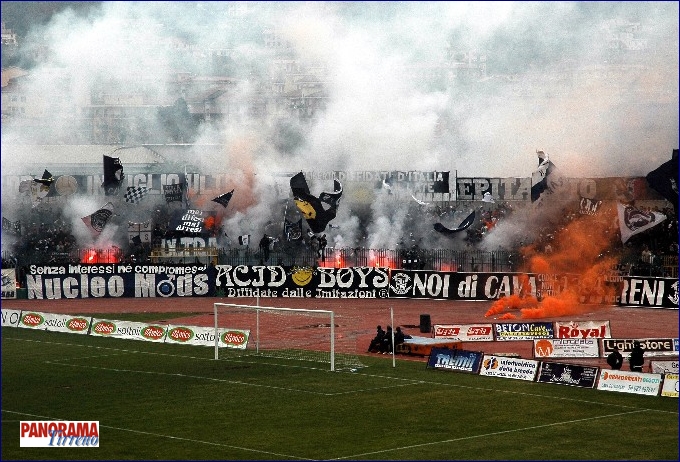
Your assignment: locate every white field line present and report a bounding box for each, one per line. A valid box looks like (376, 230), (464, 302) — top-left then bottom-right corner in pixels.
(1, 409), (313, 460)
(5, 336), (679, 409)
(329, 409), (650, 460)
(3, 336), (678, 460)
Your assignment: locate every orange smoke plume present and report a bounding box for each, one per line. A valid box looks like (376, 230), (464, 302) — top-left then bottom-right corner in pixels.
(494, 207), (621, 319)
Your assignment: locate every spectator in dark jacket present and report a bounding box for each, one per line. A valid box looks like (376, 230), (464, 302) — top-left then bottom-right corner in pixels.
(606, 345), (623, 370)
(367, 325), (386, 353)
(629, 341), (645, 372)
(381, 326), (393, 354)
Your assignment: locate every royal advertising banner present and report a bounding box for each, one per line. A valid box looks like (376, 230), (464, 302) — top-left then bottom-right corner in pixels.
(553, 320), (611, 339)
(596, 370), (662, 396)
(478, 355), (539, 381)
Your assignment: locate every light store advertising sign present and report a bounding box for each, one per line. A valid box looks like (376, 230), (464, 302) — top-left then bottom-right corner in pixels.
(533, 338), (600, 358)
(602, 338), (677, 357)
(20, 421), (99, 447)
(18, 311), (90, 335)
(433, 324), (494, 341)
(479, 355), (539, 381)
(1, 308), (22, 327)
(553, 320), (611, 339)
(90, 318), (167, 342)
(596, 370), (662, 396)
(660, 373), (678, 398)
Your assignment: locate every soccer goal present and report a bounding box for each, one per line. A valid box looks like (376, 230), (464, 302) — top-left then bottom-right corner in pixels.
(213, 302), (365, 371)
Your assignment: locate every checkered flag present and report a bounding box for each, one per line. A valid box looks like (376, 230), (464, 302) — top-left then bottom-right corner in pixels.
(124, 186), (149, 204)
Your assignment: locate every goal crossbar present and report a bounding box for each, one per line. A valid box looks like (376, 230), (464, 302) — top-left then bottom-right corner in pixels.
(213, 302), (364, 371)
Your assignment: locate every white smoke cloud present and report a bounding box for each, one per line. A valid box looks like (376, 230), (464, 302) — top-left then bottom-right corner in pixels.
(1, 1), (677, 253)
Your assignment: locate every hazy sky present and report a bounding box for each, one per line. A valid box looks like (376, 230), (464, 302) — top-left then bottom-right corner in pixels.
(2, 1), (678, 250)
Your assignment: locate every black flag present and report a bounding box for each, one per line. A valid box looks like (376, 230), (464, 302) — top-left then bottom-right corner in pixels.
(102, 155), (124, 196)
(290, 172), (343, 234)
(434, 211), (476, 236)
(33, 169), (54, 187)
(646, 149), (678, 211)
(212, 189), (234, 208)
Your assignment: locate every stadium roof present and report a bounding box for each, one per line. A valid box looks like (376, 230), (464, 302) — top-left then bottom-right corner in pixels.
(0, 145), (166, 175)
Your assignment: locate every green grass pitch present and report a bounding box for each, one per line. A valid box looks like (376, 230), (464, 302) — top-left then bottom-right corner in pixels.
(2, 323), (678, 460)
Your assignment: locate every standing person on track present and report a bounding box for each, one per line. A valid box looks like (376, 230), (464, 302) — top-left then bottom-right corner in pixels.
(606, 345), (623, 370)
(259, 234), (271, 263)
(629, 340), (645, 372)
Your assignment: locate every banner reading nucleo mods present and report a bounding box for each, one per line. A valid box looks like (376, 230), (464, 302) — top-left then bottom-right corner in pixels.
(214, 265), (390, 298)
(24, 263), (212, 299)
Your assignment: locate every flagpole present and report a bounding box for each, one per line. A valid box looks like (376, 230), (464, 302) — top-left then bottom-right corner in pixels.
(184, 164), (189, 209)
(282, 201), (288, 241)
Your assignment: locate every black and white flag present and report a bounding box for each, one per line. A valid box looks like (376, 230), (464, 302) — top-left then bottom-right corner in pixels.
(82, 202), (114, 235)
(124, 186), (149, 204)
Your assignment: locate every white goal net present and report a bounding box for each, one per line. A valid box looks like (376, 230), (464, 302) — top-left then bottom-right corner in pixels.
(213, 302), (365, 371)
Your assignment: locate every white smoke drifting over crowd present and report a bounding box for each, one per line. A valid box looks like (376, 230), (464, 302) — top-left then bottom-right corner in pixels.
(1, 1), (677, 252)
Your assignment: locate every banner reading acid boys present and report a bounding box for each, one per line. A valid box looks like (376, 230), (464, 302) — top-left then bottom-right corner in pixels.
(24, 264), (211, 299)
(389, 270), (537, 301)
(214, 265), (390, 298)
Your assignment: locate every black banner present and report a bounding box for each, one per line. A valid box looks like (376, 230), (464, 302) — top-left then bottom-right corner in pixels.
(389, 270), (534, 301)
(619, 277), (679, 308)
(214, 265), (390, 299)
(601, 338), (677, 356)
(536, 361), (598, 388)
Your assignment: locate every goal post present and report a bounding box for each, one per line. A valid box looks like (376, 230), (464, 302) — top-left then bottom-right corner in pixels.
(213, 302), (365, 371)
